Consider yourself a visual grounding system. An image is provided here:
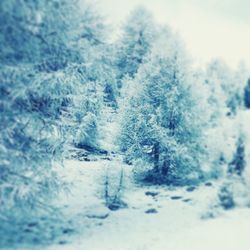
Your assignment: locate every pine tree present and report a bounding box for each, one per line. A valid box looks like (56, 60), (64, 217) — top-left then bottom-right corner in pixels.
(204, 59), (231, 122)
(115, 6), (158, 88)
(119, 30), (209, 185)
(229, 63), (248, 113)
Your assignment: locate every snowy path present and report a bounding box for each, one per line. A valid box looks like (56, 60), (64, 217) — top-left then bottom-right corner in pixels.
(43, 157), (250, 250)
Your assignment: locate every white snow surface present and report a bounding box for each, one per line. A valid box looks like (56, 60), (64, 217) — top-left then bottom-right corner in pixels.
(11, 109), (249, 250)
(42, 156), (250, 250)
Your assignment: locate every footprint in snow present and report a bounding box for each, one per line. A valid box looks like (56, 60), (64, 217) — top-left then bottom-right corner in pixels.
(58, 240), (67, 245)
(182, 198), (192, 203)
(205, 182), (213, 187)
(145, 191), (159, 197)
(170, 196), (182, 200)
(186, 186), (196, 192)
(145, 208), (158, 214)
(86, 213), (109, 219)
(62, 228), (75, 234)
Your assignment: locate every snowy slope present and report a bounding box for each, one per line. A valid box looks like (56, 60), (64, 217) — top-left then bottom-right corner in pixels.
(41, 157), (250, 250)
(6, 110), (250, 250)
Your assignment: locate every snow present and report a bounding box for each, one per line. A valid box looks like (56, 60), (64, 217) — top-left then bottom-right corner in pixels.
(99, 105), (120, 152)
(41, 156), (250, 250)
(172, 208), (250, 250)
(45, 107), (250, 250)
(2, 108), (248, 250)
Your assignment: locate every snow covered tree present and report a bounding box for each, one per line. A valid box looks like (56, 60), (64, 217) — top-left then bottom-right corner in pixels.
(228, 133), (246, 176)
(0, 0), (42, 64)
(119, 31), (209, 185)
(71, 65), (103, 151)
(0, 0), (109, 228)
(229, 63), (249, 113)
(204, 59), (231, 122)
(202, 60), (249, 178)
(217, 126), (248, 211)
(0, 0), (81, 68)
(115, 6), (158, 88)
(69, 5), (117, 150)
(205, 60), (247, 118)
(244, 79), (250, 108)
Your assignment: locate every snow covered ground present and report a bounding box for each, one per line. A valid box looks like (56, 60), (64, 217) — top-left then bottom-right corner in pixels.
(4, 110), (250, 250)
(37, 157), (250, 250)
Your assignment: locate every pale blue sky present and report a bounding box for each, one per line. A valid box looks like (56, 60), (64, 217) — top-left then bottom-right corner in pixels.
(93, 0), (250, 68)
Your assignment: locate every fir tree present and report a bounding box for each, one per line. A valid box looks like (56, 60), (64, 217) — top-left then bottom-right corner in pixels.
(119, 30), (209, 185)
